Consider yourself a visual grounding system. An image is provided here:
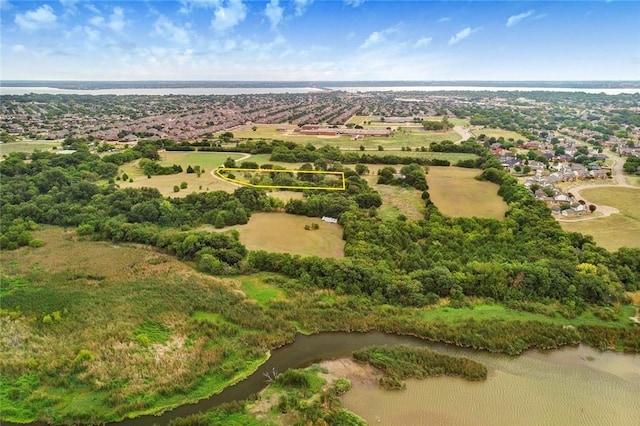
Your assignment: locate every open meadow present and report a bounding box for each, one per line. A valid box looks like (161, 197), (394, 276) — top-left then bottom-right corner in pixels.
(560, 187), (640, 251)
(362, 173), (425, 221)
(472, 128), (526, 141)
(226, 123), (460, 151)
(0, 140), (61, 155)
(427, 167), (508, 219)
(118, 152), (247, 196)
(207, 212), (345, 258)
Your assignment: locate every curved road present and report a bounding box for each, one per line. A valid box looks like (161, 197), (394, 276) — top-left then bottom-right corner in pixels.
(210, 152), (252, 187)
(556, 150), (638, 223)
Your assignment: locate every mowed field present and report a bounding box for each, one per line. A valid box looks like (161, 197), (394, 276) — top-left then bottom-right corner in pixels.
(372, 181), (425, 221)
(472, 128), (526, 141)
(226, 123), (460, 151)
(0, 140), (61, 155)
(427, 167), (508, 219)
(210, 212), (345, 258)
(118, 152), (247, 196)
(560, 187), (640, 251)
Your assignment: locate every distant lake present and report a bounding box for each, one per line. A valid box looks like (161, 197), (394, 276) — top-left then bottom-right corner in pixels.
(0, 87), (328, 96)
(328, 86), (640, 95)
(2, 86), (639, 96)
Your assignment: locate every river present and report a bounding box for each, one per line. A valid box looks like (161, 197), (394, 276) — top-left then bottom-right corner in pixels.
(5, 332), (638, 426)
(342, 342), (640, 426)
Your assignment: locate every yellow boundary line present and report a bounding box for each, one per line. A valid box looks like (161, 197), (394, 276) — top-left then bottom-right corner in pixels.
(215, 167), (346, 191)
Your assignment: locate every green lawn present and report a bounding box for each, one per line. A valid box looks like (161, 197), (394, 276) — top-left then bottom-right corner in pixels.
(421, 304), (637, 328)
(560, 187), (640, 251)
(238, 275), (286, 308)
(0, 140), (61, 155)
(471, 128), (526, 141)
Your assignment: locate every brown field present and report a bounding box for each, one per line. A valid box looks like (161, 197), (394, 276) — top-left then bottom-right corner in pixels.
(207, 213), (344, 258)
(266, 190), (305, 203)
(427, 167), (508, 219)
(0, 227), (187, 283)
(559, 187), (640, 251)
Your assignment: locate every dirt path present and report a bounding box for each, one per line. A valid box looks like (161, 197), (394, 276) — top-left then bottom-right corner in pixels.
(556, 150), (638, 223)
(209, 152), (252, 187)
(453, 125), (473, 142)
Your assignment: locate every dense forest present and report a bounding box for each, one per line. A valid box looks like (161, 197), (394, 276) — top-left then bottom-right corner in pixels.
(2, 138), (639, 311)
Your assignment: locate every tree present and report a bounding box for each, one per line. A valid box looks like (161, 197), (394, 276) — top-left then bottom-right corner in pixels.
(355, 164), (369, 175)
(224, 157), (236, 168)
(589, 204), (597, 213)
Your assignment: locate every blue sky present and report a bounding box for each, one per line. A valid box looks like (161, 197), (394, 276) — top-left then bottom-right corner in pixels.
(1, 1), (639, 81)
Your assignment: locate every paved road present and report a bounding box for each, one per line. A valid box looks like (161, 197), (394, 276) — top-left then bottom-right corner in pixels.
(209, 153), (252, 187)
(556, 149), (638, 223)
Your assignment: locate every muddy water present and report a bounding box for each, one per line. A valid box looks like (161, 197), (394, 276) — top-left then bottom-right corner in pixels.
(7, 332), (637, 426)
(342, 344), (640, 426)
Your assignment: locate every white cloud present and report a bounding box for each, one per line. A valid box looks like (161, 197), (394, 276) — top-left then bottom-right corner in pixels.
(359, 26), (398, 49)
(506, 10), (535, 27)
(448, 27), (480, 45)
(212, 0), (247, 32)
(83, 26), (100, 42)
(15, 4), (57, 31)
(360, 31), (384, 49)
(108, 7), (126, 32)
(89, 16), (105, 27)
(12, 44), (26, 52)
(265, 0), (283, 30)
(414, 37), (432, 48)
(345, 0), (365, 7)
(438, 17), (450, 23)
(153, 15), (190, 44)
(89, 7), (127, 33)
(293, 0), (313, 16)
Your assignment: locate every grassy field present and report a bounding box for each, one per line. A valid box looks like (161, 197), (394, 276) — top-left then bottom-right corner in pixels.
(0, 140), (61, 155)
(471, 128), (526, 141)
(362, 175), (425, 221)
(420, 303), (636, 329)
(118, 152), (247, 196)
(209, 213), (345, 258)
(225, 123), (460, 151)
(427, 167), (508, 219)
(422, 116), (470, 126)
(237, 275), (286, 308)
(559, 187), (640, 251)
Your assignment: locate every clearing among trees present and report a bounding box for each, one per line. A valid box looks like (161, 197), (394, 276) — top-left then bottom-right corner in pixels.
(427, 167), (508, 219)
(210, 213), (345, 258)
